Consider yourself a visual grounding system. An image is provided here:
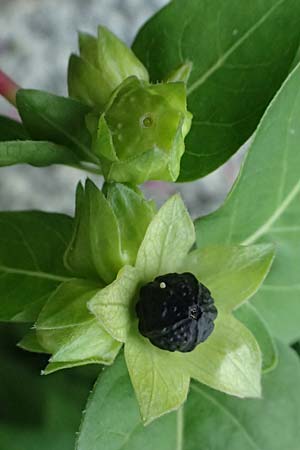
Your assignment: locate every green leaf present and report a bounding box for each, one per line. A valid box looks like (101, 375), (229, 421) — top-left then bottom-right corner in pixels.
(76, 354), (176, 450)
(16, 89), (96, 163)
(0, 115), (29, 140)
(125, 331), (190, 425)
(0, 140), (79, 167)
(183, 244), (275, 311)
(0, 337), (95, 450)
(133, 0), (300, 181)
(187, 342), (300, 450)
(183, 312), (261, 398)
(105, 183), (156, 265)
(88, 265), (140, 342)
(195, 63), (300, 343)
(234, 303), (278, 373)
(0, 211), (73, 322)
(36, 279), (121, 370)
(64, 180), (126, 284)
(68, 53), (110, 109)
(135, 194), (195, 282)
(77, 343), (299, 450)
(18, 329), (46, 353)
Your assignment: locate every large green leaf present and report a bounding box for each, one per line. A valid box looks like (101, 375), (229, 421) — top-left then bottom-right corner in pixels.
(195, 63), (300, 343)
(0, 211), (73, 322)
(133, 0), (300, 181)
(77, 343), (300, 450)
(0, 140), (79, 167)
(0, 115), (28, 141)
(16, 89), (97, 164)
(76, 354), (177, 450)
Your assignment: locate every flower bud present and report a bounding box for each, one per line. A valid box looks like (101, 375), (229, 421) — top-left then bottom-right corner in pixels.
(90, 76), (192, 184)
(68, 26), (149, 109)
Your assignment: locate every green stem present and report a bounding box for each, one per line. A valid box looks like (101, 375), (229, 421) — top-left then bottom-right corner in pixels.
(176, 405), (184, 450)
(0, 69), (20, 106)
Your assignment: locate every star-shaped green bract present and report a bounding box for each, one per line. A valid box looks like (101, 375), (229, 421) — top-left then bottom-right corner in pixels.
(88, 193), (275, 424)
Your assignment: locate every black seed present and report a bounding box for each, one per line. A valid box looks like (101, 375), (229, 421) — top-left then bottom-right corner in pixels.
(135, 272), (218, 353)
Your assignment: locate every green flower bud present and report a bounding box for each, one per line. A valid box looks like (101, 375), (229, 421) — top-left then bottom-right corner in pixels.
(68, 26), (149, 109)
(90, 76), (193, 184)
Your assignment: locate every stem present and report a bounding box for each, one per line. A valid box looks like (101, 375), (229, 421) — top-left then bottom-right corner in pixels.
(176, 405), (184, 450)
(0, 68), (20, 106)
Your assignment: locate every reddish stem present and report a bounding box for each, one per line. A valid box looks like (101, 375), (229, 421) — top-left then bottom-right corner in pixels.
(0, 69), (20, 106)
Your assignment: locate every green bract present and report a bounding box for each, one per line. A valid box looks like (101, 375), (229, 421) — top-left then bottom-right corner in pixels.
(25, 183), (274, 424)
(68, 26), (149, 109)
(84, 190), (274, 424)
(89, 77), (192, 184)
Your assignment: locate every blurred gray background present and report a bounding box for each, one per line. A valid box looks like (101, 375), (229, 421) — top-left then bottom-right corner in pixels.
(0, 0), (242, 217)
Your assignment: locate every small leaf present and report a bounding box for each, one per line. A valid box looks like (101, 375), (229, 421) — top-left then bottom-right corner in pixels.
(183, 244), (275, 311)
(105, 183), (156, 266)
(0, 115), (29, 141)
(64, 180), (126, 284)
(16, 89), (95, 163)
(36, 279), (121, 370)
(76, 354), (176, 450)
(183, 312), (262, 398)
(18, 329), (46, 353)
(133, 0), (300, 181)
(234, 302), (278, 373)
(0, 140), (79, 167)
(88, 265), (140, 342)
(0, 211), (73, 322)
(135, 194), (195, 282)
(195, 63), (300, 343)
(125, 331), (190, 424)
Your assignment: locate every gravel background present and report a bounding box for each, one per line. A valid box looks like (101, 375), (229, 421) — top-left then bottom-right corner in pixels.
(0, 0), (242, 217)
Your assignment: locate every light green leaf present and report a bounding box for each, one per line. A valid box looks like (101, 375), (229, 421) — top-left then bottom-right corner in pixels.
(234, 303), (278, 373)
(35, 279), (121, 369)
(105, 183), (156, 266)
(0, 140), (80, 167)
(195, 63), (300, 343)
(77, 343), (300, 450)
(125, 331), (190, 425)
(187, 342), (300, 450)
(183, 244), (275, 311)
(135, 194), (195, 282)
(0, 115), (29, 141)
(16, 89), (96, 163)
(183, 312), (262, 398)
(88, 265), (140, 342)
(0, 211), (73, 322)
(65, 180), (126, 284)
(68, 54), (109, 109)
(18, 329), (46, 353)
(76, 354), (176, 450)
(133, 0), (300, 181)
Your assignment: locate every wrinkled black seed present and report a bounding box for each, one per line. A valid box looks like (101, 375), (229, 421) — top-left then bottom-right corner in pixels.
(135, 272), (218, 353)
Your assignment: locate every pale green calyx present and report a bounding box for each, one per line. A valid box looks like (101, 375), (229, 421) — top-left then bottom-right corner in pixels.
(68, 25), (149, 109)
(88, 194), (275, 424)
(89, 76), (192, 184)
